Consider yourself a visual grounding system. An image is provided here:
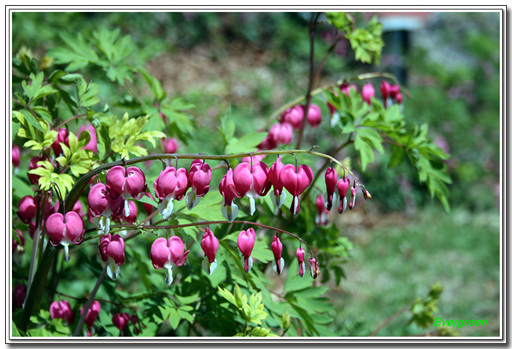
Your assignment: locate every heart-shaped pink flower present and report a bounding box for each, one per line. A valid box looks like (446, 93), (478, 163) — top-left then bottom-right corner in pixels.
(296, 247), (306, 278)
(324, 167), (338, 211)
(12, 144), (20, 168)
(271, 236), (284, 274)
(279, 164), (313, 215)
(45, 211), (84, 262)
(112, 312), (130, 331)
(361, 83), (375, 105)
(238, 228), (256, 273)
(269, 122), (293, 145)
(337, 178), (350, 214)
(81, 300), (101, 328)
(150, 236), (189, 285)
(306, 104), (322, 128)
(78, 123), (98, 153)
(50, 300), (74, 324)
(17, 195), (37, 224)
(51, 128), (69, 156)
(200, 227), (219, 264)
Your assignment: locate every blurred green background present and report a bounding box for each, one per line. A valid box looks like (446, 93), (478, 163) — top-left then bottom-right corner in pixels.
(13, 11), (501, 336)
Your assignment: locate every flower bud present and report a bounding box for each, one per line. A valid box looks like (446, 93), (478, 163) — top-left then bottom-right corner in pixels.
(50, 300), (74, 324)
(324, 167), (338, 211)
(361, 83), (375, 105)
(389, 84), (400, 99)
(296, 247), (305, 277)
(257, 135), (277, 150)
(309, 257), (320, 279)
(17, 195), (37, 224)
(13, 284), (26, 308)
(112, 312), (130, 331)
(28, 156), (43, 185)
(51, 128), (69, 156)
(306, 104), (322, 128)
(161, 138), (178, 153)
(340, 83), (358, 96)
(12, 145), (20, 168)
(78, 123), (98, 153)
(238, 228), (256, 273)
(200, 227), (219, 274)
(280, 106), (304, 130)
(271, 236), (284, 275)
(315, 195), (328, 226)
(395, 92), (403, 104)
(219, 168), (239, 222)
(81, 300), (101, 328)
(73, 200), (85, 219)
(337, 178), (350, 214)
(349, 185), (357, 210)
(269, 122), (293, 145)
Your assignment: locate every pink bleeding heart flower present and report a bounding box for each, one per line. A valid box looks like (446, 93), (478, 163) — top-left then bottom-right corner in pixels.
(12, 145), (20, 168)
(306, 104), (322, 128)
(361, 83), (375, 105)
(200, 227), (219, 274)
(99, 233), (125, 280)
(81, 300), (101, 329)
(309, 258), (320, 279)
(50, 300), (74, 324)
(78, 123), (98, 153)
(13, 284), (27, 308)
(121, 201), (137, 224)
(349, 184), (358, 210)
(340, 83), (358, 96)
(389, 84), (400, 99)
(279, 164), (314, 215)
(337, 178), (350, 214)
(45, 211), (84, 262)
(233, 161), (271, 215)
(73, 200), (85, 219)
(153, 166), (189, 219)
(395, 92), (403, 104)
(269, 122), (293, 145)
(28, 156), (43, 185)
(380, 79), (392, 107)
(186, 160), (211, 209)
(268, 156), (287, 208)
(51, 128), (70, 156)
(296, 247), (306, 278)
(88, 182), (123, 234)
(219, 168), (240, 222)
(241, 153), (266, 163)
(17, 195), (37, 224)
(150, 236), (189, 285)
(161, 138), (178, 153)
(257, 135), (277, 150)
(13, 229), (25, 255)
(280, 105), (304, 130)
(271, 236), (285, 275)
(112, 312), (130, 332)
(238, 228), (256, 273)
(324, 167), (338, 211)
(315, 195), (329, 226)
(106, 166), (146, 217)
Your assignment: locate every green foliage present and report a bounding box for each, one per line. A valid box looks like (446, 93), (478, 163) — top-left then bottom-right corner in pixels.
(327, 14), (383, 64)
(409, 283), (443, 328)
(109, 113), (165, 159)
(28, 160), (74, 197)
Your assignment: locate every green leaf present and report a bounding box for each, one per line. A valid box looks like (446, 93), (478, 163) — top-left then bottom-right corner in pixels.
(20, 109), (44, 133)
(356, 127), (384, 154)
(48, 32), (99, 71)
(354, 135), (374, 171)
(234, 284), (247, 310)
(218, 286), (236, 306)
(168, 309), (180, 329)
(33, 85), (58, 101)
(225, 132), (267, 154)
(326, 12), (352, 32)
(388, 145), (405, 168)
(138, 67), (166, 101)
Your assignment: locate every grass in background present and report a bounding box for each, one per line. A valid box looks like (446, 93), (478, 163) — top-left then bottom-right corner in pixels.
(331, 205), (500, 336)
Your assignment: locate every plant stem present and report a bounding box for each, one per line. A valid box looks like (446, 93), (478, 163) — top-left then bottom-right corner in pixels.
(369, 302), (412, 336)
(295, 12), (318, 149)
(118, 220), (316, 258)
(73, 264), (108, 336)
(54, 113), (87, 129)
